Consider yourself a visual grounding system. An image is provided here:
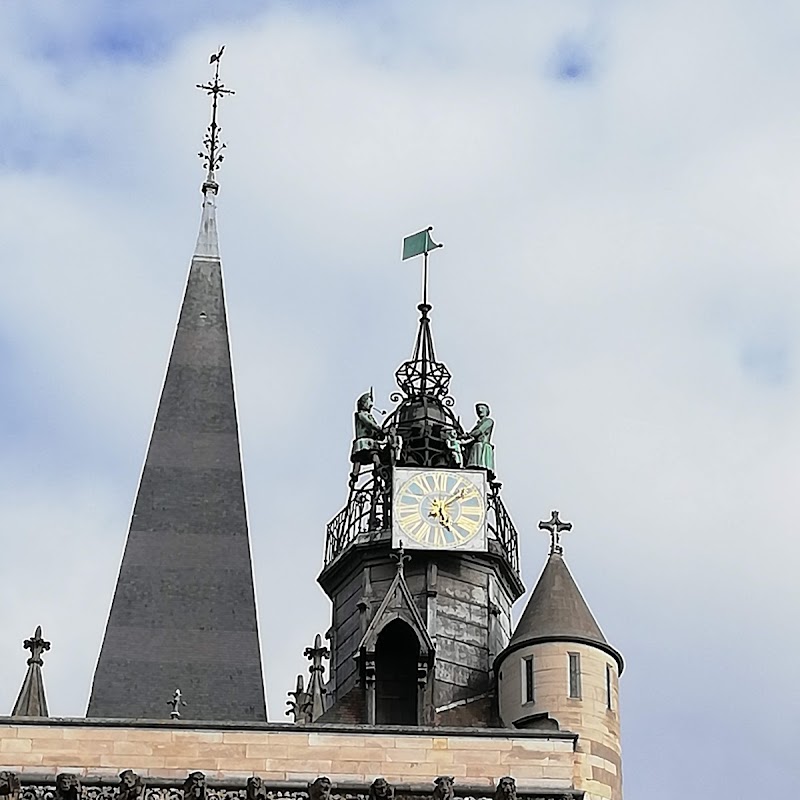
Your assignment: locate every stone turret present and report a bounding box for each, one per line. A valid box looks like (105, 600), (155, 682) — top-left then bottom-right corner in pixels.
(494, 514), (624, 799)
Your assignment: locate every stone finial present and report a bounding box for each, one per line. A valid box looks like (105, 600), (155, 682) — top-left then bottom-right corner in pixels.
(307, 777), (332, 800)
(117, 771), (144, 800)
(182, 772), (205, 800)
(54, 774), (81, 800)
(286, 674), (311, 723)
(369, 778), (394, 800)
(494, 777), (517, 800)
(245, 777), (268, 800)
(432, 777), (455, 800)
(0, 772), (21, 800)
(24, 626), (50, 664)
(11, 626), (50, 717)
(168, 688), (187, 720)
(390, 543), (411, 576)
(304, 634), (330, 722)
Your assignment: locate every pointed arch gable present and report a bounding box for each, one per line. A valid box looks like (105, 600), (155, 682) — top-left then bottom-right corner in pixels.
(357, 569), (434, 658)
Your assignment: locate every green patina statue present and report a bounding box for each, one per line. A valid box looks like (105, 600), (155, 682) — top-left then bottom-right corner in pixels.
(442, 426), (464, 468)
(461, 402), (495, 477)
(350, 390), (385, 467)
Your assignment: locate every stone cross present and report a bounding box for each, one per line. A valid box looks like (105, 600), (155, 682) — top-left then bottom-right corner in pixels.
(538, 509), (572, 555)
(23, 626), (50, 666)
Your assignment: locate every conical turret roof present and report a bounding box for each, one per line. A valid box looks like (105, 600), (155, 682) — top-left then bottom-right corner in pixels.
(502, 552), (623, 672)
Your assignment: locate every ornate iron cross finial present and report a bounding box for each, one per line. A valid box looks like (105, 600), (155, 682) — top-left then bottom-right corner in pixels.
(23, 625), (50, 666)
(391, 542), (412, 575)
(196, 46), (235, 189)
(168, 688), (186, 719)
(538, 509), (572, 555)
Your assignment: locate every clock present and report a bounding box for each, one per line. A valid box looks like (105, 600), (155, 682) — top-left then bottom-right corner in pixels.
(392, 468), (487, 552)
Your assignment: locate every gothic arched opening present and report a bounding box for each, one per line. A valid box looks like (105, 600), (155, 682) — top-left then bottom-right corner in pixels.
(375, 619), (420, 725)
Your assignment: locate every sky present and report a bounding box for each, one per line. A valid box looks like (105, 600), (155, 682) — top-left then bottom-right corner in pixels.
(1, 1), (799, 796)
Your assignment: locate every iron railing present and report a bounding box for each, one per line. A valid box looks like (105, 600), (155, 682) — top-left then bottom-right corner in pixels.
(324, 476), (519, 576)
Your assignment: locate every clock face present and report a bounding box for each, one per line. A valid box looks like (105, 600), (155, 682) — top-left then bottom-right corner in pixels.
(392, 468), (487, 551)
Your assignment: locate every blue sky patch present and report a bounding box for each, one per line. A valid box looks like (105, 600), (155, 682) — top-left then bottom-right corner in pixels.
(551, 36), (593, 81)
(740, 338), (792, 386)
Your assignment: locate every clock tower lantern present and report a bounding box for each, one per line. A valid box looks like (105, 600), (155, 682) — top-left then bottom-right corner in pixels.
(313, 234), (524, 727)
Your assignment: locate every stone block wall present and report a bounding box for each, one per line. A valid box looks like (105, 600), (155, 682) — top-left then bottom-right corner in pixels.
(497, 643), (621, 800)
(0, 719), (617, 800)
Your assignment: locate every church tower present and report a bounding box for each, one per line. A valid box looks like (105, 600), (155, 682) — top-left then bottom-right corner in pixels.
(314, 233), (525, 727)
(86, 51), (267, 721)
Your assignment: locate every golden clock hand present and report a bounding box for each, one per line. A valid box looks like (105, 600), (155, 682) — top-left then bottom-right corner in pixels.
(443, 488), (468, 508)
(427, 501), (452, 530)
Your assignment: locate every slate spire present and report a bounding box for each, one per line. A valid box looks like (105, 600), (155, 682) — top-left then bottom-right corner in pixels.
(507, 544), (624, 672)
(87, 51), (267, 721)
(11, 626), (50, 717)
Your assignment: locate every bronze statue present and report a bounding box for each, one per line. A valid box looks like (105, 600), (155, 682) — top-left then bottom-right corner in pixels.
(0, 772), (20, 800)
(245, 777), (268, 800)
(55, 774), (81, 800)
(432, 776), (455, 800)
(494, 777), (516, 800)
(307, 777), (332, 800)
(442, 426), (463, 468)
(117, 771), (144, 800)
(350, 390), (386, 469)
(369, 778), (394, 800)
(387, 423), (404, 465)
(182, 773), (205, 800)
(461, 403), (494, 477)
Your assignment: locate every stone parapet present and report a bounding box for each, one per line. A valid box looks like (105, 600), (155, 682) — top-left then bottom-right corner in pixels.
(0, 719), (613, 799)
(4, 778), (582, 800)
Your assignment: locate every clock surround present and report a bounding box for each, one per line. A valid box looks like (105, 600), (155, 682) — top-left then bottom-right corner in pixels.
(391, 467), (488, 552)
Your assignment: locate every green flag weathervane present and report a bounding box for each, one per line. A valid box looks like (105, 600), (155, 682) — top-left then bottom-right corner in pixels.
(402, 226), (443, 305)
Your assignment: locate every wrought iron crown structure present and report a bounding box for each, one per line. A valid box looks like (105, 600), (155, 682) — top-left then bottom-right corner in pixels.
(324, 300), (519, 573)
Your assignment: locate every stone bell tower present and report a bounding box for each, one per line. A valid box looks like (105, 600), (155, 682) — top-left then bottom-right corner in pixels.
(311, 231), (524, 727)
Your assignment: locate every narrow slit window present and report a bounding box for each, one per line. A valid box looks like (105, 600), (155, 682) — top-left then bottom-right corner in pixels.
(606, 663), (613, 710)
(568, 652), (581, 699)
(522, 656), (534, 703)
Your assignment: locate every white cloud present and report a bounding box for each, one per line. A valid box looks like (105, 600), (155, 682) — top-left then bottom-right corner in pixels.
(1, 2), (799, 797)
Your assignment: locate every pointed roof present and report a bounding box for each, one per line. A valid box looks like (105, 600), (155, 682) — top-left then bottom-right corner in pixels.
(358, 552), (435, 657)
(500, 552), (624, 673)
(11, 626), (50, 717)
(303, 633), (330, 722)
(87, 179), (266, 721)
(88, 55), (266, 720)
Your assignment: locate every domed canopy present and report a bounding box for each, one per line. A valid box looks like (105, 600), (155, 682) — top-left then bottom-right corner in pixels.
(500, 552), (624, 673)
